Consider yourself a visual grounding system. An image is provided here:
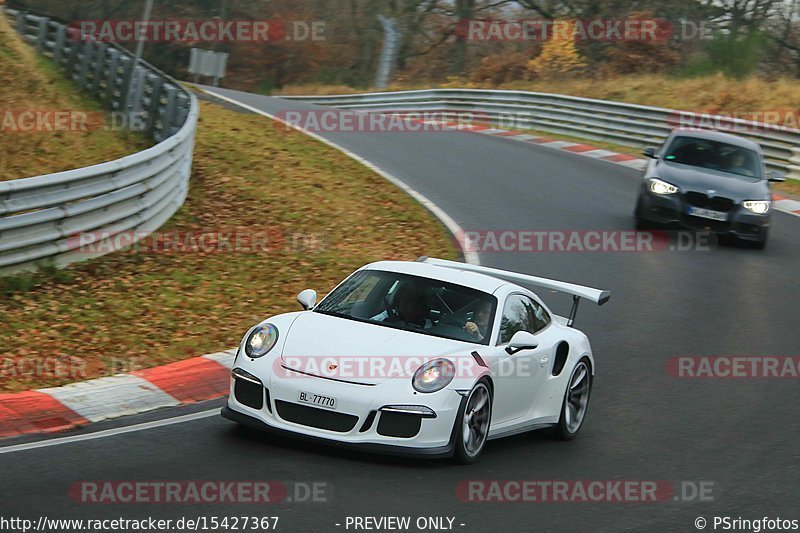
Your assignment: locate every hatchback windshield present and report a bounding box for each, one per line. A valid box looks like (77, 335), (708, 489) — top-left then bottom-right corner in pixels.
(664, 136), (761, 178)
(314, 270), (497, 345)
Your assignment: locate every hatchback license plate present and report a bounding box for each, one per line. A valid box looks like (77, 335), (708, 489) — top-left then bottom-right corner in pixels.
(688, 206), (728, 221)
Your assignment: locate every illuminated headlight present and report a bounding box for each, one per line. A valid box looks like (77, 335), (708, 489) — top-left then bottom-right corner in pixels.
(412, 359), (455, 393)
(648, 178), (679, 195)
(244, 324), (278, 358)
(742, 200), (771, 214)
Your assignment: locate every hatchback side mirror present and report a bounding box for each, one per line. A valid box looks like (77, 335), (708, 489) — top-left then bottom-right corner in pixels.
(767, 171), (786, 183)
(643, 147), (657, 159)
(506, 331), (539, 355)
(297, 289), (317, 310)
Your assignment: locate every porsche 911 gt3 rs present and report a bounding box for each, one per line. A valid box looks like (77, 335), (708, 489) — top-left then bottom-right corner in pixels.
(222, 257), (611, 464)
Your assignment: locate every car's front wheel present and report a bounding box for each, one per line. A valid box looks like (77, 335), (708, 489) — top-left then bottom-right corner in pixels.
(634, 196), (651, 230)
(453, 381), (492, 464)
(555, 359), (592, 440)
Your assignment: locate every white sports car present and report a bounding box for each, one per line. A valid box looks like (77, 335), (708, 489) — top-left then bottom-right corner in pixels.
(222, 257), (610, 464)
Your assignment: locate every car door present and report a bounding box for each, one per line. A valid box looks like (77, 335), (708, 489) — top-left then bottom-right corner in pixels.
(487, 293), (555, 424)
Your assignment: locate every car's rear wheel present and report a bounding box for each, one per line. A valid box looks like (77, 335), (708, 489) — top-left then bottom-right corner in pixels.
(453, 381), (492, 464)
(555, 359), (591, 440)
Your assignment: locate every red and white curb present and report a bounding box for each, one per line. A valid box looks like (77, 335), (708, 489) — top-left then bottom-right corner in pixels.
(773, 195), (800, 216)
(0, 349), (237, 438)
(405, 116), (800, 218)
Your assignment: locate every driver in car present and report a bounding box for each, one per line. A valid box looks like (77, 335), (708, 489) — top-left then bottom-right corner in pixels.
(372, 284), (431, 328)
(727, 152), (755, 177)
(465, 300), (492, 342)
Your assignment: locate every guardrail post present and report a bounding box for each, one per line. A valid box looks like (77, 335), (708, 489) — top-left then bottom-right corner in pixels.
(67, 34), (83, 82)
(78, 41), (94, 89)
(53, 24), (66, 66)
(89, 43), (108, 96)
(127, 65), (147, 130)
(36, 16), (49, 53)
(16, 11), (26, 34)
(104, 49), (121, 105)
(788, 147), (800, 181)
(158, 85), (178, 142)
(145, 73), (164, 137)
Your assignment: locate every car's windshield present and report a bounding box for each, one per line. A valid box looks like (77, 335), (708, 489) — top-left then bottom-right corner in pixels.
(664, 136), (761, 178)
(314, 269), (497, 345)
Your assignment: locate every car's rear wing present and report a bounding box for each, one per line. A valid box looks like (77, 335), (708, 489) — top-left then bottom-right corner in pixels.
(420, 257), (610, 327)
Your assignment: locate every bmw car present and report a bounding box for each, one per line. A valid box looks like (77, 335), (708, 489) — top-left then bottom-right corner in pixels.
(222, 257), (611, 464)
(634, 129), (785, 248)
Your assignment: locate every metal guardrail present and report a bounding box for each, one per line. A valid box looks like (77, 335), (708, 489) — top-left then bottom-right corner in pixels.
(0, 8), (199, 275)
(284, 89), (800, 179)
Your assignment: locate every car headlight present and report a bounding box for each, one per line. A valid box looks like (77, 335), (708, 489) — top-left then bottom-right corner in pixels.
(412, 359), (456, 393)
(648, 178), (679, 195)
(742, 200), (771, 214)
(244, 324), (278, 358)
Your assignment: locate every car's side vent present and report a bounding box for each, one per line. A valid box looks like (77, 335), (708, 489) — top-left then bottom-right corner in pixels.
(552, 342), (570, 377)
(359, 410), (377, 433)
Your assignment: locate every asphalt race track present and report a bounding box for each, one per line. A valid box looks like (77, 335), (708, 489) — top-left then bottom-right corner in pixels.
(2, 88), (799, 532)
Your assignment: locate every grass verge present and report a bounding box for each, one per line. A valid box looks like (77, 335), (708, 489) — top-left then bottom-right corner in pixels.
(0, 98), (458, 393)
(0, 12), (149, 181)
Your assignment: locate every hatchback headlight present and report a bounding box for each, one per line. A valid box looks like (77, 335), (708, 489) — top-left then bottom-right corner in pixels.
(648, 178), (679, 195)
(742, 200), (771, 214)
(244, 324), (278, 358)
(412, 359), (456, 393)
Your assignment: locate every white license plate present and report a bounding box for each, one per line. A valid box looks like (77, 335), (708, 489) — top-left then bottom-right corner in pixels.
(298, 391), (337, 410)
(687, 206), (728, 221)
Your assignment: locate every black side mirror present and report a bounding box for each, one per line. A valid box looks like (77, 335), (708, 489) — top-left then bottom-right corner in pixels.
(767, 171), (786, 183)
(643, 147), (657, 159)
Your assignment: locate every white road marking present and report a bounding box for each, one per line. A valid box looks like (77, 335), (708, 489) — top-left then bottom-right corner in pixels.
(40, 374), (179, 423)
(203, 348), (238, 369)
(200, 87), (481, 265)
(0, 409), (220, 455)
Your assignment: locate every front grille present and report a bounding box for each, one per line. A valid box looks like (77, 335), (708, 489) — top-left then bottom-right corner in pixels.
(275, 400), (358, 433)
(685, 192), (734, 212)
(377, 411), (422, 438)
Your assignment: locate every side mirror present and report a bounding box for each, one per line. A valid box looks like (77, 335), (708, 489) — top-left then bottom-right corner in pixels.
(767, 171), (786, 183)
(506, 331), (539, 355)
(643, 147), (657, 159)
(297, 289), (317, 310)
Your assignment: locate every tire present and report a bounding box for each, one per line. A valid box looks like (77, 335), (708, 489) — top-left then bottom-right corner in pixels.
(634, 197), (650, 230)
(747, 229), (768, 250)
(554, 359), (592, 441)
(453, 381), (492, 465)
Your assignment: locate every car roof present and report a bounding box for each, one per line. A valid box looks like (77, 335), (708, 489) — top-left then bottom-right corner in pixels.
(362, 261), (509, 294)
(670, 128), (763, 152)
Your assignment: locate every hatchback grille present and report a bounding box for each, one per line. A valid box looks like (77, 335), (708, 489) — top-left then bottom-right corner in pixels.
(275, 400), (358, 433)
(685, 192), (734, 212)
